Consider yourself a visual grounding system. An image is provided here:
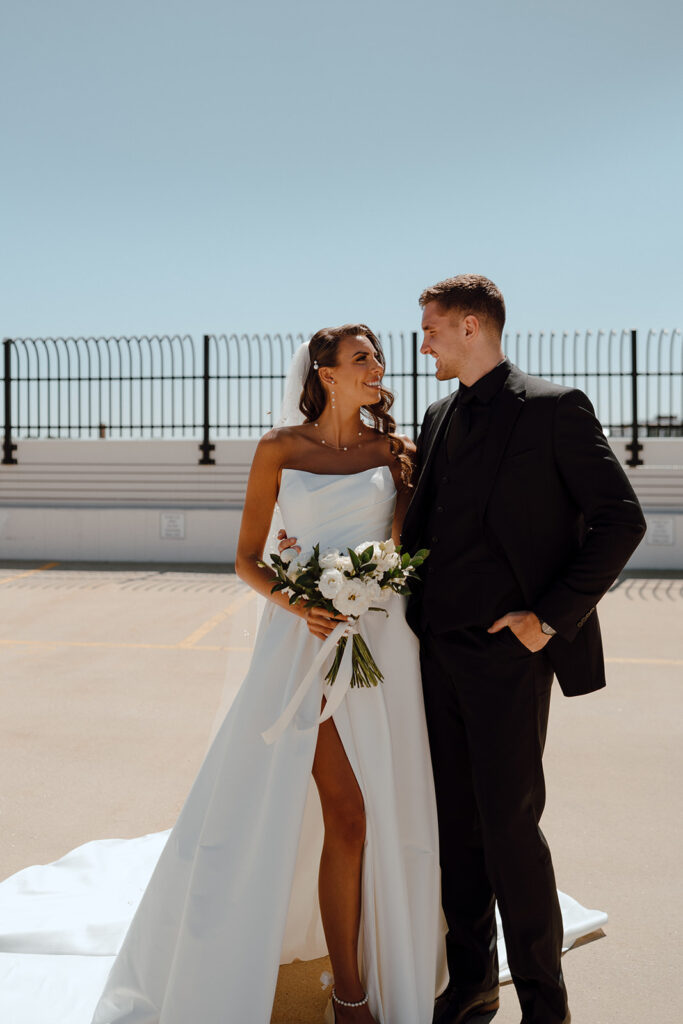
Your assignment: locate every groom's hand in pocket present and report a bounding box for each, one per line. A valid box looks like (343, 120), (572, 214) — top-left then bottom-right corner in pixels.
(488, 611), (551, 652)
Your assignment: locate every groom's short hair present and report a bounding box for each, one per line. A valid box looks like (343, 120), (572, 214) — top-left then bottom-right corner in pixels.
(419, 275), (506, 336)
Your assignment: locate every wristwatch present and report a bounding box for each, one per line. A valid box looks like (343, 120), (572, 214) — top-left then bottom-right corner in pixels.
(539, 619), (556, 637)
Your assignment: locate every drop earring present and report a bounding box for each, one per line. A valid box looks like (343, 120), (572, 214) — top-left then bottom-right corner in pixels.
(330, 379), (336, 408)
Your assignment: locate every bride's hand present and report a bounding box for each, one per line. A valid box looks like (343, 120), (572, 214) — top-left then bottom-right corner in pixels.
(274, 530), (345, 638)
(304, 605), (348, 640)
(277, 528), (301, 556)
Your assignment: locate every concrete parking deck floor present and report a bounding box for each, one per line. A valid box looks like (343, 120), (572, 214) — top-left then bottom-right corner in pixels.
(0, 561), (681, 1024)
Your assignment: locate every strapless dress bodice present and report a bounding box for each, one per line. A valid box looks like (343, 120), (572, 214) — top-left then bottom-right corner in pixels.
(277, 465), (397, 551)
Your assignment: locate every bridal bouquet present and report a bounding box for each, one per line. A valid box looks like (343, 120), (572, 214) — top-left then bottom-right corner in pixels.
(259, 539), (428, 689)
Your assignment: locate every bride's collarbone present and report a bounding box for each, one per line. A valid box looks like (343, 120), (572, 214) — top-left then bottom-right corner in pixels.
(281, 432), (393, 474)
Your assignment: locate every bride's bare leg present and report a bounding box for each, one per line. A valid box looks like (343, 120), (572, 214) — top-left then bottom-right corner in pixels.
(312, 716), (376, 1023)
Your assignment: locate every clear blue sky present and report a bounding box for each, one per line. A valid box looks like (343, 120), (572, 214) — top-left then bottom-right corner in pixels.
(2, 0), (681, 339)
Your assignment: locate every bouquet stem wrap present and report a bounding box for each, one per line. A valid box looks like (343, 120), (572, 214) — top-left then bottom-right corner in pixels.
(261, 619), (358, 745)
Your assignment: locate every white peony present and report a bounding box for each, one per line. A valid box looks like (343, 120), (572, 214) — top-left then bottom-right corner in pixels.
(319, 548), (342, 570)
(334, 579), (372, 617)
(318, 568), (345, 600)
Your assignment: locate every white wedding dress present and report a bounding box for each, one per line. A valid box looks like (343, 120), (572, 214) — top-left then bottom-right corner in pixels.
(0, 466), (608, 1024)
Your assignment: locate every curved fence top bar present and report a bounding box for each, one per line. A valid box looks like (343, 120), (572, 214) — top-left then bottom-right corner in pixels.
(2, 331), (681, 465)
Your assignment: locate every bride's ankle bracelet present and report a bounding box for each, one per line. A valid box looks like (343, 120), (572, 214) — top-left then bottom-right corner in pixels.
(331, 987), (369, 1008)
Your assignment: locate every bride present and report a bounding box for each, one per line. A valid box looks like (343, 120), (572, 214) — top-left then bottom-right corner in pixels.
(0, 326), (608, 1024)
(90, 323), (446, 1023)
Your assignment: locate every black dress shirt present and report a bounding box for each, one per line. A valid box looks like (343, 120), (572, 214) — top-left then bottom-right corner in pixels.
(420, 359), (526, 633)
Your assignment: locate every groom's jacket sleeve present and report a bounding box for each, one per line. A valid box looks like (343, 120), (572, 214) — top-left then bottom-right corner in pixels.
(533, 389), (646, 643)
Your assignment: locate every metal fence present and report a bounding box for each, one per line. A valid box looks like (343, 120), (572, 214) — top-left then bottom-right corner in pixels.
(2, 329), (682, 468)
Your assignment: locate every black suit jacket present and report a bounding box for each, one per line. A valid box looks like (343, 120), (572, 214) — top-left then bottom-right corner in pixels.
(401, 364), (647, 696)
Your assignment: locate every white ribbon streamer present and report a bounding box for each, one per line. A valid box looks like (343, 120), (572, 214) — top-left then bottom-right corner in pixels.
(261, 619), (358, 745)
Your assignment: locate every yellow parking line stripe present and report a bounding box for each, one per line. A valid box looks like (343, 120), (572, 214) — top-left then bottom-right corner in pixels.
(177, 590), (256, 648)
(0, 561), (60, 585)
(0, 639), (253, 653)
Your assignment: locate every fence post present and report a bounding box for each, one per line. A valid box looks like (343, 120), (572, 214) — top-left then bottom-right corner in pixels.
(625, 328), (644, 467)
(2, 338), (18, 465)
(198, 334), (216, 465)
(411, 331), (419, 439)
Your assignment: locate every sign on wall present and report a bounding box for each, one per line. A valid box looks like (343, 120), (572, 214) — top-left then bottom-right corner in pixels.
(160, 512), (186, 540)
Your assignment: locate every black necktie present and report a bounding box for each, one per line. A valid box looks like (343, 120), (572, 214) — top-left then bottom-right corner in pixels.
(446, 388), (474, 460)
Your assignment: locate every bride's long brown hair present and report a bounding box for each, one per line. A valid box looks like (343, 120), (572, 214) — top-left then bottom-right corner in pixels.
(299, 324), (413, 484)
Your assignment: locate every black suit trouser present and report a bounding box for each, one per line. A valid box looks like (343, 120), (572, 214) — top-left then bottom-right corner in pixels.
(420, 626), (569, 1024)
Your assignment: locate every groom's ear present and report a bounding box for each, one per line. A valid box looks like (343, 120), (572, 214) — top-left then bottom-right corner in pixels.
(463, 314), (480, 340)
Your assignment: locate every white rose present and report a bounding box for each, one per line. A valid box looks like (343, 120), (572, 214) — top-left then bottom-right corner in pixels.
(286, 549), (312, 581)
(337, 555), (353, 575)
(318, 568), (345, 600)
(354, 541), (378, 560)
(334, 579), (371, 617)
(319, 548), (342, 570)
(279, 547), (296, 565)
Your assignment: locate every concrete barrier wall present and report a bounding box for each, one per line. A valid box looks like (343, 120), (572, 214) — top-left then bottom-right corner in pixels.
(1, 437), (682, 568)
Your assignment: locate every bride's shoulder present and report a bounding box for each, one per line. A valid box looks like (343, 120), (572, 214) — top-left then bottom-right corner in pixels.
(393, 433), (416, 455)
(256, 424), (315, 460)
(260, 424), (314, 443)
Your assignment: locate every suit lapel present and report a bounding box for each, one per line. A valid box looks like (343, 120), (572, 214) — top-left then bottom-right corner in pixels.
(476, 366), (526, 521)
(403, 392), (457, 541)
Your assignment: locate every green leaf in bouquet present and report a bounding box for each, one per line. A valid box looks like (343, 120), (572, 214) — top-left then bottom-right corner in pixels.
(348, 547), (362, 572)
(401, 551), (411, 568)
(359, 545), (374, 564)
(310, 544), (322, 574)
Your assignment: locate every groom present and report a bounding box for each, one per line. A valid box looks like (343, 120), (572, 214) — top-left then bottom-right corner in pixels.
(401, 274), (646, 1024)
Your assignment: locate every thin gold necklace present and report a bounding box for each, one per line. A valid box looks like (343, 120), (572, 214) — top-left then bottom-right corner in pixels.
(313, 421), (368, 452)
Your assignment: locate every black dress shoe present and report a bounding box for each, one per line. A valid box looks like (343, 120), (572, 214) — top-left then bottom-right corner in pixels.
(432, 984), (500, 1024)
